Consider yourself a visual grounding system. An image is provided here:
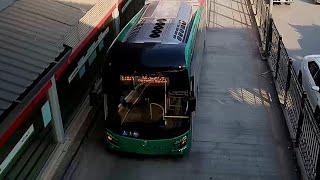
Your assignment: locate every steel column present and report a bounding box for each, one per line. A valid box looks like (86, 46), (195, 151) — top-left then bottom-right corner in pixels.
(48, 77), (64, 143)
(112, 7), (120, 35)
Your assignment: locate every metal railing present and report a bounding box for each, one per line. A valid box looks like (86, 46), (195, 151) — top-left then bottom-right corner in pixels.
(249, 0), (320, 179)
(250, 0), (270, 53)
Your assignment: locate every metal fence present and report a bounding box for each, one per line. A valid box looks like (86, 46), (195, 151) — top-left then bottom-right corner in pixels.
(249, 0), (320, 179)
(250, 0), (270, 53)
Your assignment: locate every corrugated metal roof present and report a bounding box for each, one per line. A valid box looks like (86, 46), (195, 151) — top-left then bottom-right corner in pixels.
(0, 0), (116, 119)
(65, 0), (115, 47)
(54, 0), (98, 11)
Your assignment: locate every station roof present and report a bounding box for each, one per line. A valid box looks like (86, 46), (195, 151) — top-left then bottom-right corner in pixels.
(0, 0), (115, 120)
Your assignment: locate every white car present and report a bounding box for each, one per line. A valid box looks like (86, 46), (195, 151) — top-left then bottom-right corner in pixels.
(298, 55), (320, 119)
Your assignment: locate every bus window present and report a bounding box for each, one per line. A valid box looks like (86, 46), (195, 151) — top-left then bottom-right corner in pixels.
(118, 75), (168, 124)
(106, 74), (191, 139)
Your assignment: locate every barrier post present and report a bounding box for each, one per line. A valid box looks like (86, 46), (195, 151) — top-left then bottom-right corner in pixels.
(295, 93), (306, 147)
(48, 77), (65, 143)
(269, 0), (273, 14)
(112, 7), (120, 35)
(265, 18), (273, 57)
(260, 1), (264, 28)
(275, 36), (282, 80)
(284, 59), (292, 104)
(255, 0), (259, 20)
(315, 151), (320, 180)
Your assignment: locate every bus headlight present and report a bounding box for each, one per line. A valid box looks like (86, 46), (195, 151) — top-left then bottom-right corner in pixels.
(175, 136), (188, 149)
(107, 135), (113, 141)
(106, 133), (119, 146)
(180, 138), (187, 147)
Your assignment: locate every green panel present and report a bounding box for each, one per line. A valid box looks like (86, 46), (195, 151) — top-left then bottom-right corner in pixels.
(185, 7), (204, 74)
(106, 130), (192, 156)
(117, 7), (145, 42)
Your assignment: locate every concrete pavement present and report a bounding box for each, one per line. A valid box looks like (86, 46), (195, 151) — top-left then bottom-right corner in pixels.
(272, 0), (320, 62)
(62, 0), (299, 179)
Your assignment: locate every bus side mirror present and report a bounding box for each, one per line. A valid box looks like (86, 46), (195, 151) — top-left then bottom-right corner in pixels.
(188, 97), (196, 112)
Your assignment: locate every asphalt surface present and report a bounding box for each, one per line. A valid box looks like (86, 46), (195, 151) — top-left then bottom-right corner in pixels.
(272, 0), (320, 64)
(62, 0), (299, 179)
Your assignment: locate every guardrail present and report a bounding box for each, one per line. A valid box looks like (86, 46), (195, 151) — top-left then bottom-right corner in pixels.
(250, 0), (270, 53)
(249, 0), (320, 179)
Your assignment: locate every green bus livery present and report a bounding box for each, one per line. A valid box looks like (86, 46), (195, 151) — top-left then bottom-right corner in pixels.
(102, 0), (206, 155)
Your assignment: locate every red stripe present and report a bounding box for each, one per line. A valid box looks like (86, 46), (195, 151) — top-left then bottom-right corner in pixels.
(55, 4), (116, 80)
(118, 0), (125, 5)
(0, 81), (52, 148)
(199, 0), (205, 6)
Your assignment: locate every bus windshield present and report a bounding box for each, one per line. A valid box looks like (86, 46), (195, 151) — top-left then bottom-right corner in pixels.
(106, 74), (191, 139)
(119, 75), (168, 124)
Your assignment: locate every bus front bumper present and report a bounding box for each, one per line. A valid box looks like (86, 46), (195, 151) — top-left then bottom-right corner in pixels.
(105, 130), (191, 156)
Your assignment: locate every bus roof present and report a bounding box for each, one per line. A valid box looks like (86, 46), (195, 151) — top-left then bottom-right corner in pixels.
(123, 0), (199, 45)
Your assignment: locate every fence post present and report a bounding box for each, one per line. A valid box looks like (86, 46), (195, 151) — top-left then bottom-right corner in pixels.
(275, 36), (282, 80)
(315, 150), (320, 180)
(260, 1), (264, 28)
(255, 0), (259, 17)
(284, 59), (292, 104)
(269, 0), (273, 14)
(265, 18), (273, 57)
(295, 93), (306, 147)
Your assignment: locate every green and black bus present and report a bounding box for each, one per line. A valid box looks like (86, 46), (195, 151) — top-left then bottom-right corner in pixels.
(102, 0), (206, 155)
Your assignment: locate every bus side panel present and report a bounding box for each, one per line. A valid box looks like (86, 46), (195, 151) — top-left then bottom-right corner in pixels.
(190, 7), (206, 98)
